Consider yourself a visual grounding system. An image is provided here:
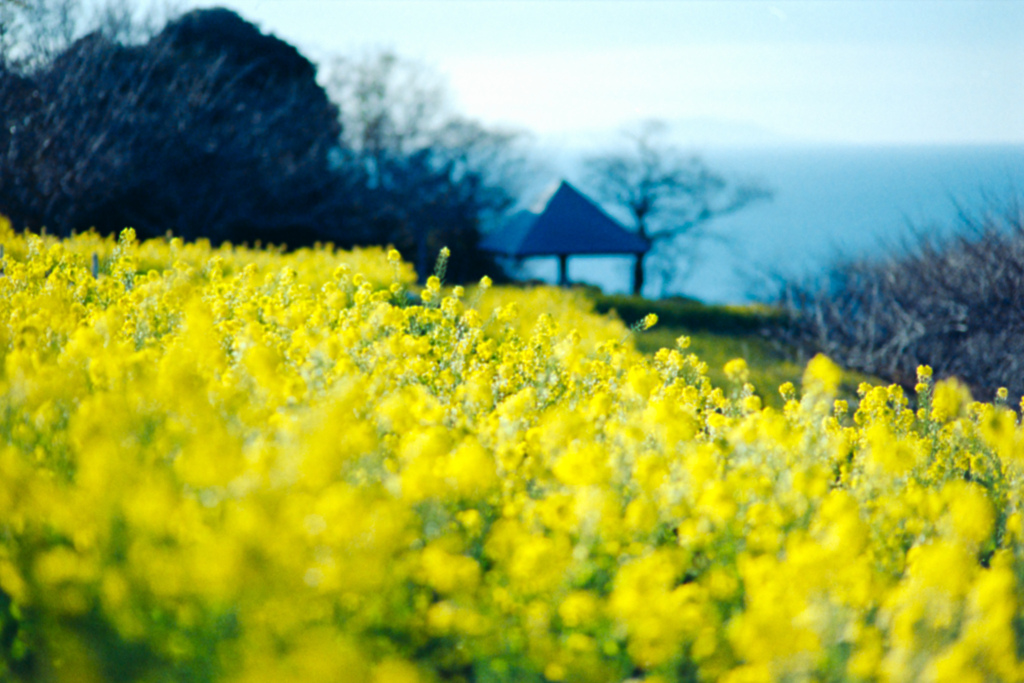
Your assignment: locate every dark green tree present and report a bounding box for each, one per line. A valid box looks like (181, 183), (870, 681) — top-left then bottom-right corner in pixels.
(0, 7), (351, 246)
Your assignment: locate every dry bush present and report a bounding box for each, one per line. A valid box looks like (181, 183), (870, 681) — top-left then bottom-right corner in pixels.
(777, 196), (1024, 400)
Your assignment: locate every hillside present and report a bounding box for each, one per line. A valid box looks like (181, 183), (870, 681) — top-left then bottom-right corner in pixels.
(588, 291), (865, 408)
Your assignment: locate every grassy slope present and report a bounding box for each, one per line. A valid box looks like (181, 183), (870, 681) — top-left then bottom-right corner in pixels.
(588, 292), (871, 409)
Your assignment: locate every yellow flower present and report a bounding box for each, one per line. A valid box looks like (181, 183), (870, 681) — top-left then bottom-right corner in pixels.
(802, 354), (841, 396)
(419, 544), (481, 595)
(724, 358), (749, 383)
(558, 590), (599, 628)
(931, 377), (972, 421)
(5, 221), (1024, 683)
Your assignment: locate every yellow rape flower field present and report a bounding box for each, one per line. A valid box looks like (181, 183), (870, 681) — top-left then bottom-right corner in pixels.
(1, 218), (1023, 683)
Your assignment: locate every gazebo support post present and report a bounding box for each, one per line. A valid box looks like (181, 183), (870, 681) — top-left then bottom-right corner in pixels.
(557, 254), (569, 287)
(632, 253), (644, 296)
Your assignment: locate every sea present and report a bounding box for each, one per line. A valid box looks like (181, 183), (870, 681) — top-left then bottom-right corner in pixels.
(513, 144), (1024, 304)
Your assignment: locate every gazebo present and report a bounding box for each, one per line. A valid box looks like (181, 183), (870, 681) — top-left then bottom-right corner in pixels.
(479, 181), (650, 291)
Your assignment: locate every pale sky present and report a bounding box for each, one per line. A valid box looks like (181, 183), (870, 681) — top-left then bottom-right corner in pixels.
(186, 0), (1024, 146)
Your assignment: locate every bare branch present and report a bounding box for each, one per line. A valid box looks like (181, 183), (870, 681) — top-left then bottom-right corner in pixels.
(322, 48), (530, 282)
(777, 196), (1024, 399)
(583, 118), (771, 296)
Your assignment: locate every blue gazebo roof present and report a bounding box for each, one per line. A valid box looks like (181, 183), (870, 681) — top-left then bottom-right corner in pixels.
(480, 181), (650, 257)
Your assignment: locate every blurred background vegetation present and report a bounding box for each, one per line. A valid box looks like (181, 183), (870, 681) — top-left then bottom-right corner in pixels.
(0, 0), (527, 283)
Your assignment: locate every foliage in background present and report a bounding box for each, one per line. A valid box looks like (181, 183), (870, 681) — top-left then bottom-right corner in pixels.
(1, 221), (1024, 682)
(0, 7), (348, 246)
(777, 197), (1024, 401)
(323, 49), (530, 283)
(590, 292), (785, 336)
(0, 3), (527, 283)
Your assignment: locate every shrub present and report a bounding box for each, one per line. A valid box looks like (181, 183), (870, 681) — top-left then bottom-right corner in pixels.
(777, 197), (1024, 400)
(0, 9), (348, 246)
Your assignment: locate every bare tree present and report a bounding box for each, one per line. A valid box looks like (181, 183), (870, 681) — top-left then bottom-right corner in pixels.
(323, 49), (530, 281)
(325, 50), (449, 174)
(324, 50), (527, 206)
(0, 0), (178, 70)
(89, 0), (181, 45)
(0, 0), (79, 70)
(584, 120), (771, 296)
